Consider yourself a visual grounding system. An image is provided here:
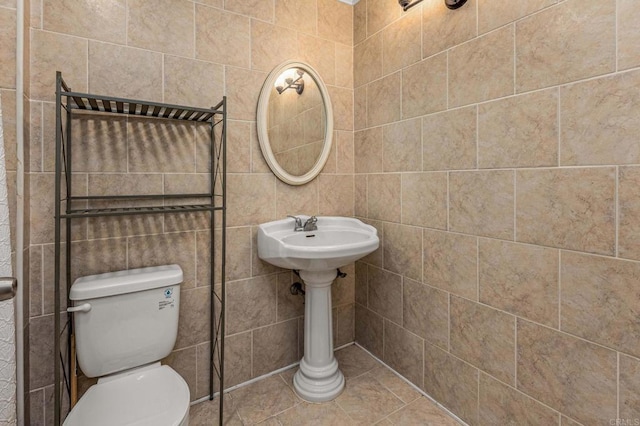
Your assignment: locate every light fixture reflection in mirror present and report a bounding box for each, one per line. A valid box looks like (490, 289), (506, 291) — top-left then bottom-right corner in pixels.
(267, 69), (326, 177)
(275, 69), (305, 95)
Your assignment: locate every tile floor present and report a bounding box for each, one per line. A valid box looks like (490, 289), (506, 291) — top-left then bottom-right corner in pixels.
(189, 344), (460, 425)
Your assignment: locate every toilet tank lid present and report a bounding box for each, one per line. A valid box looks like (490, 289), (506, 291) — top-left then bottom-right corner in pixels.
(70, 265), (183, 301)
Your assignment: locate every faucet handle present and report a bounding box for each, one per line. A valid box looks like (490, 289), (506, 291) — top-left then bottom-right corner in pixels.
(287, 215), (304, 231)
(287, 215), (302, 224)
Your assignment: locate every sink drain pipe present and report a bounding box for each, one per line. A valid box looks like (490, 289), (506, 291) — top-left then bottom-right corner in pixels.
(291, 268), (348, 297)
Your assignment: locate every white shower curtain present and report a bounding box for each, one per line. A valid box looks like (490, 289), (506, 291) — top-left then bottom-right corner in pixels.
(0, 93), (17, 425)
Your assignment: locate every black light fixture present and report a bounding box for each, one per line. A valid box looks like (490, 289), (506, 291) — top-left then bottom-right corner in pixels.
(398, 0), (468, 12)
(275, 69), (305, 95)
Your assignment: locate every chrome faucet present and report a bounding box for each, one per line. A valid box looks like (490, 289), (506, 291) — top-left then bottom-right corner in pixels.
(287, 215), (318, 232)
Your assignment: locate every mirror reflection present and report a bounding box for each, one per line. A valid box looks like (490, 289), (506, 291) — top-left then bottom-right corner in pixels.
(267, 68), (327, 177)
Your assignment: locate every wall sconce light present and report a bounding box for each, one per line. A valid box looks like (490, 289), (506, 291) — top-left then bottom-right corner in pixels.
(275, 69), (305, 95)
(398, 0), (468, 12)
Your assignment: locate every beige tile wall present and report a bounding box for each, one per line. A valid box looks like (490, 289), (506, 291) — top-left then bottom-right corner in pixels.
(26, 0), (354, 422)
(354, 0), (640, 424)
(21, 0), (640, 423)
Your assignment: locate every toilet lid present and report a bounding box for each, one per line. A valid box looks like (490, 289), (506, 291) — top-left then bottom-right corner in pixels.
(63, 365), (190, 426)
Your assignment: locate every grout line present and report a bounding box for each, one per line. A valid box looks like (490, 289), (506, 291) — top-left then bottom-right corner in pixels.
(353, 164), (627, 175)
(161, 53), (165, 103)
(375, 392), (419, 424)
(86, 39), (89, 93)
(476, 238), (479, 301)
(513, 22), (516, 94)
(513, 170), (517, 241)
(315, 173), (319, 215)
(248, 17), (253, 72)
(420, 228), (424, 286)
(34, 215), (639, 268)
(125, 117), (130, 174)
(84, 174), (89, 236)
(193, 127), (197, 174)
(193, 230), (198, 287)
(380, 13), (387, 86)
(615, 166), (619, 258)
(615, 0), (619, 73)
(418, 113), (424, 171)
(400, 277), (404, 328)
(474, 104), (479, 167)
(426, 271), (630, 357)
(421, 331), (426, 390)
(355, 342), (468, 425)
(200, 342), (358, 406)
(513, 316), (518, 387)
(617, 351), (620, 421)
(274, 275), (279, 324)
(399, 173), (403, 224)
(477, 369), (480, 425)
(124, 0), (128, 45)
(364, 262), (369, 307)
(475, 0), (479, 37)
(446, 171), (450, 231)
(273, 175), (278, 218)
(447, 293), (451, 352)
(363, 0), (368, 39)
(192, 2), (196, 59)
(419, 1), (424, 61)
(355, 62), (640, 128)
(356, 58), (640, 108)
(249, 224), (254, 278)
(39, 247), (44, 315)
(482, 369), (567, 424)
(558, 250), (561, 330)
(250, 329), (254, 379)
(445, 50), (449, 110)
(161, 174), (165, 232)
(39, 102), (44, 172)
(557, 85), (561, 166)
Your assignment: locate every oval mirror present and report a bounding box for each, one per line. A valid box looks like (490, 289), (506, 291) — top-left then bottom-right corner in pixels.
(257, 60), (333, 185)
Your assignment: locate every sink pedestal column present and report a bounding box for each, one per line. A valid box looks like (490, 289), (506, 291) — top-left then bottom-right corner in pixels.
(293, 269), (344, 402)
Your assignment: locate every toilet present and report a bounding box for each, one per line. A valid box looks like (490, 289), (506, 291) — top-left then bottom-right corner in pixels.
(63, 264), (191, 426)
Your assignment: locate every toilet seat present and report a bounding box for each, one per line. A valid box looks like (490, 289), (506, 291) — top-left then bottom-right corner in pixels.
(63, 364), (190, 426)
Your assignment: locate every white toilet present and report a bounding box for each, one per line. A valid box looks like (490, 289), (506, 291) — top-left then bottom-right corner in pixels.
(63, 264), (191, 426)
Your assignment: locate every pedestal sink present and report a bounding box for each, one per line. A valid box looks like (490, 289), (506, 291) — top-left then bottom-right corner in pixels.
(257, 216), (379, 402)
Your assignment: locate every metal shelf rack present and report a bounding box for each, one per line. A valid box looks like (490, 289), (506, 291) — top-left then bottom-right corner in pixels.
(53, 72), (227, 425)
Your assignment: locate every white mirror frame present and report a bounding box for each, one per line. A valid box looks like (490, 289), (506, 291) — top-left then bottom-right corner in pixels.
(257, 60), (334, 186)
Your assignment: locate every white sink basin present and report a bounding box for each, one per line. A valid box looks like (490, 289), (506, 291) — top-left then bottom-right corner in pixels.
(257, 216), (379, 271)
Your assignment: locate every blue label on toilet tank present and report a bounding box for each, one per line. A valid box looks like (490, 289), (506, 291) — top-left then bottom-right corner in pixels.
(159, 287), (176, 310)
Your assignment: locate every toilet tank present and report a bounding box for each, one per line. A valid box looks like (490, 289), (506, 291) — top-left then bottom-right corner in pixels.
(70, 265), (183, 378)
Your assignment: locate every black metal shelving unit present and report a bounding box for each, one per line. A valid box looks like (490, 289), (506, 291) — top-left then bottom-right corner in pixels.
(53, 72), (227, 425)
